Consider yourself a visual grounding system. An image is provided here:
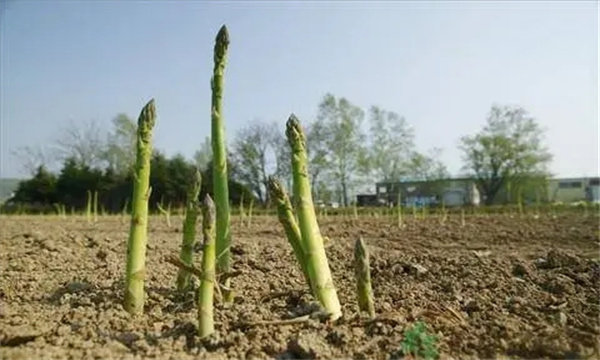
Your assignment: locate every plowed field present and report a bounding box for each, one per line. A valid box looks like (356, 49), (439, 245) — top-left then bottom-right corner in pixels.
(1, 214), (598, 359)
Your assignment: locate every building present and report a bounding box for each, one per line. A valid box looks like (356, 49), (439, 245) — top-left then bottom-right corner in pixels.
(547, 177), (600, 203)
(357, 175), (600, 208)
(373, 177), (480, 207)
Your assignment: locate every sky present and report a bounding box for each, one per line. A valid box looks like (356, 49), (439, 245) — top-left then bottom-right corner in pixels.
(1, 0), (598, 181)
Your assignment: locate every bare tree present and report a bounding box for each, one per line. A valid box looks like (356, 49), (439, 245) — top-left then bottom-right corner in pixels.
(53, 119), (108, 169)
(10, 145), (54, 175)
(231, 121), (278, 204)
(272, 130), (292, 190)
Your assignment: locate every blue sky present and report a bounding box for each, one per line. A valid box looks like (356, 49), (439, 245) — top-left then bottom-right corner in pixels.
(1, 0), (598, 179)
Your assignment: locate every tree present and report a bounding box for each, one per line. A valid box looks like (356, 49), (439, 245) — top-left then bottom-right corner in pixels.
(230, 121), (277, 204)
(53, 119), (108, 169)
(10, 145), (54, 175)
(193, 136), (212, 173)
(305, 119), (331, 201)
(104, 114), (137, 175)
(366, 106), (415, 182)
(272, 130), (292, 190)
(459, 105), (553, 205)
(316, 94), (367, 206)
(406, 147), (450, 181)
(55, 157), (104, 209)
(11, 165), (57, 205)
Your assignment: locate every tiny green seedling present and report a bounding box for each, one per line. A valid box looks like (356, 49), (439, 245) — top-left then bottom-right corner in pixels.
(400, 321), (439, 360)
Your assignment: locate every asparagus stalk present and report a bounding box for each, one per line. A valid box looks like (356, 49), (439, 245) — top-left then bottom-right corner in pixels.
(397, 191), (403, 228)
(239, 192), (246, 227)
(267, 177), (312, 292)
(122, 198), (129, 216)
(354, 237), (375, 319)
(197, 194), (216, 339)
(93, 190), (99, 222)
(124, 99), (156, 315)
(176, 169), (202, 291)
(157, 200), (172, 228)
(246, 197), (254, 227)
(86, 190), (92, 223)
(286, 115), (342, 320)
(211, 25), (233, 303)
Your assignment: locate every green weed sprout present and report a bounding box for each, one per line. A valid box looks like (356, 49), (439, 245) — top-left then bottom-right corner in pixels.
(400, 321), (439, 360)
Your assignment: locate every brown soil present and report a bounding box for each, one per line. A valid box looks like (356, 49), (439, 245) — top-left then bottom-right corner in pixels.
(1, 213), (599, 360)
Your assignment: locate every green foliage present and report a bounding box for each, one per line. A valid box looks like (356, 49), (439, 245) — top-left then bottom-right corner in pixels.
(104, 113), (137, 175)
(316, 93), (367, 207)
(5, 153), (254, 215)
(0, 178), (21, 204)
(460, 105), (552, 205)
(193, 136), (212, 173)
(11, 166), (57, 206)
(400, 321), (439, 360)
(406, 148), (450, 182)
(366, 106), (415, 182)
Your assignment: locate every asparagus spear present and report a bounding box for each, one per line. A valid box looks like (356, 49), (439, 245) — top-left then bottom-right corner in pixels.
(124, 99), (156, 315)
(211, 25), (233, 304)
(267, 176), (312, 293)
(176, 169), (202, 291)
(354, 237), (375, 318)
(197, 194), (216, 338)
(286, 115), (342, 320)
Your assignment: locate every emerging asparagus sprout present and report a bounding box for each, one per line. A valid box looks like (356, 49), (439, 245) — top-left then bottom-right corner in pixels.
(197, 194), (217, 339)
(86, 190), (92, 223)
(93, 190), (99, 223)
(354, 237), (375, 319)
(124, 98), (156, 315)
(176, 169), (202, 291)
(156, 200), (172, 228)
(267, 176), (312, 293)
(397, 192), (403, 228)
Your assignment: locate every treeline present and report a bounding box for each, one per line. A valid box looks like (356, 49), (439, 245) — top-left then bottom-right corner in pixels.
(5, 154), (254, 214)
(7, 93), (554, 211)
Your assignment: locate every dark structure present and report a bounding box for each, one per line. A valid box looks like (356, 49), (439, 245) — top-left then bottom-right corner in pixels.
(355, 194), (380, 207)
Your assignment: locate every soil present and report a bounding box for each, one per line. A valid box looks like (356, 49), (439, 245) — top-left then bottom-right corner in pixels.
(1, 213), (599, 360)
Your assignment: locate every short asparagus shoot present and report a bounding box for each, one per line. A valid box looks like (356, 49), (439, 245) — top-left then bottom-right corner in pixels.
(354, 237), (375, 319)
(93, 190), (99, 222)
(176, 169), (202, 291)
(86, 190), (92, 223)
(246, 197), (254, 227)
(267, 177), (312, 293)
(124, 99), (156, 315)
(197, 194), (216, 339)
(157, 200), (172, 228)
(397, 192), (403, 228)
